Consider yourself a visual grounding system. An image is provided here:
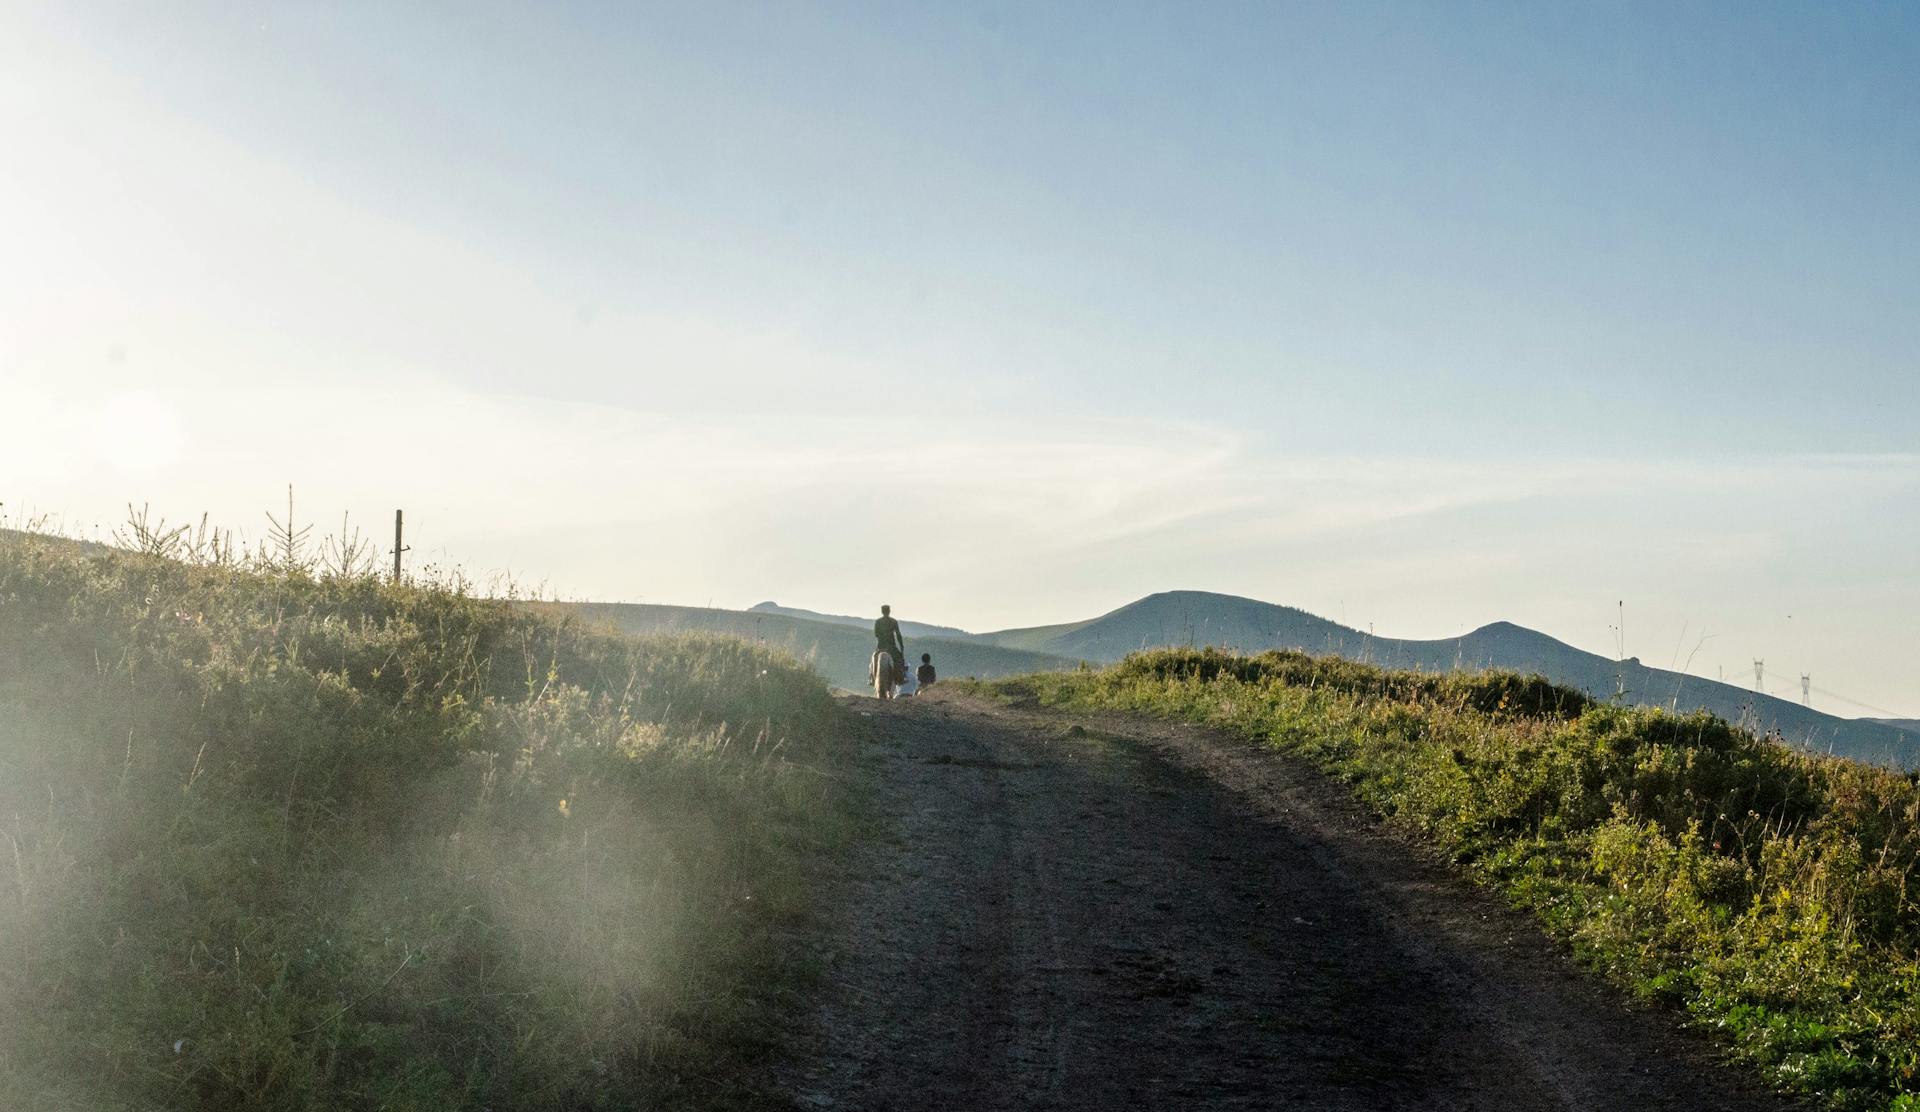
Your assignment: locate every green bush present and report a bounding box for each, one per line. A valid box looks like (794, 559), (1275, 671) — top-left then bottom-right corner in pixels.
(0, 534), (851, 1111)
(1112, 646), (1593, 719)
(999, 648), (1920, 1110)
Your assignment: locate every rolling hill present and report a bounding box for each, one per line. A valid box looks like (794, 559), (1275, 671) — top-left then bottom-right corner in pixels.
(546, 601), (1075, 694)
(969, 591), (1920, 768)
(745, 601), (975, 642)
(559, 590), (1915, 766)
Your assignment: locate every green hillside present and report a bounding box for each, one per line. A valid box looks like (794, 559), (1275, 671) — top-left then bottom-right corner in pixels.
(548, 601), (1077, 692)
(0, 533), (853, 1111)
(974, 617), (1099, 653)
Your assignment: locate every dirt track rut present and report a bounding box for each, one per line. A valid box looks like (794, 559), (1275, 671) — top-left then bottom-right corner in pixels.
(774, 689), (1803, 1111)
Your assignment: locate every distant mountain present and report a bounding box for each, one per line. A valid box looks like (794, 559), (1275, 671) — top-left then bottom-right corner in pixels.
(978, 591), (1345, 662)
(746, 601), (976, 642)
(1870, 719), (1920, 736)
(978, 590), (1920, 769)
(546, 585), (1917, 768)
(548, 601), (1070, 695)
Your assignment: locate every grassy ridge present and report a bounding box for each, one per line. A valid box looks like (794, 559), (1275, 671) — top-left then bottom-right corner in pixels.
(0, 534), (853, 1110)
(986, 648), (1920, 1111)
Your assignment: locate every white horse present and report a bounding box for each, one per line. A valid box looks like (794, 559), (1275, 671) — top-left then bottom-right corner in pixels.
(870, 650), (897, 700)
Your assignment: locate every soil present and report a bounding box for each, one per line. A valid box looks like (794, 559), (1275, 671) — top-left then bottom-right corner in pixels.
(773, 687), (1806, 1111)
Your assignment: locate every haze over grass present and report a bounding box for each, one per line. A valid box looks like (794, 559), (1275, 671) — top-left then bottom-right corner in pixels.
(0, 532), (853, 1110)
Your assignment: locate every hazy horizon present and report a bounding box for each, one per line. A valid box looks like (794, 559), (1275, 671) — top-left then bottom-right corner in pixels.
(4, 4), (1915, 718)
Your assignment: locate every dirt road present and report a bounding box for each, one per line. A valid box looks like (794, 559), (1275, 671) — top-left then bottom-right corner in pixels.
(775, 688), (1802, 1111)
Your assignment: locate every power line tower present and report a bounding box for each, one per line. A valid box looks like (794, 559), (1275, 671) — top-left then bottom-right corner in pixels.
(1800, 674), (1811, 707)
(1753, 659), (1765, 694)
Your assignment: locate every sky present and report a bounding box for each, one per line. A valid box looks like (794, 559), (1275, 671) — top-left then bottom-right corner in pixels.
(2, 2), (1915, 717)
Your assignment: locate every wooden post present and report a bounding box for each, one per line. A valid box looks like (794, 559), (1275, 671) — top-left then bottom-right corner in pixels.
(392, 510), (404, 583)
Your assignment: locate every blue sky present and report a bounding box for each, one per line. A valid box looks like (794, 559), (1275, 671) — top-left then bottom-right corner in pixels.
(2, 3), (1915, 714)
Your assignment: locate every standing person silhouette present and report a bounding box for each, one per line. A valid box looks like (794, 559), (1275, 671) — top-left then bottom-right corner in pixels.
(874, 605), (906, 684)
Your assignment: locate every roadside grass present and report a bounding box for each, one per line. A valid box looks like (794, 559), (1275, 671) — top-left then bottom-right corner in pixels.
(0, 532), (855, 1111)
(978, 648), (1920, 1112)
